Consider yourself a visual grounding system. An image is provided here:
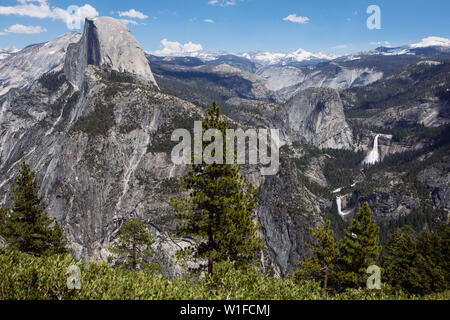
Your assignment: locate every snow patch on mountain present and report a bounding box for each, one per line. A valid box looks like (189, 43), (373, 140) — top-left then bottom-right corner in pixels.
(410, 36), (450, 49)
(150, 49), (224, 61)
(151, 46), (337, 65)
(374, 48), (412, 56)
(0, 47), (20, 61)
(240, 48), (336, 66)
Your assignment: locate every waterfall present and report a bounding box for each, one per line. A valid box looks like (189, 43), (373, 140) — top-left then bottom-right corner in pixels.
(363, 134), (380, 165)
(169, 164), (176, 178)
(332, 188), (342, 193)
(336, 196), (350, 216)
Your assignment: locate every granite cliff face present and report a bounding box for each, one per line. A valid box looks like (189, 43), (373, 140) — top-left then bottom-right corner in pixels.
(285, 88), (354, 149)
(65, 17), (158, 90)
(259, 65), (383, 103)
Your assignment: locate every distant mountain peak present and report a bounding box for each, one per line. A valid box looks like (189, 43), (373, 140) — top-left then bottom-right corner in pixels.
(151, 46), (337, 67)
(238, 49), (336, 66)
(363, 36), (450, 58)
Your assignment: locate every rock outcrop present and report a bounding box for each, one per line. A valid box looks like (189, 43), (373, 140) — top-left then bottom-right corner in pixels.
(260, 65), (383, 103)
(418, 156), (450, 210)
(284, 88), (354, 149)
(64, 17), (158, 90)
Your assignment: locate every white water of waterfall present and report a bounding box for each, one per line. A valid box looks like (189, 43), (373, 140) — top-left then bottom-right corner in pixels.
(363, 134), (380, 165)
(332, 188), (342, 193)
(336, 196), (350, 216)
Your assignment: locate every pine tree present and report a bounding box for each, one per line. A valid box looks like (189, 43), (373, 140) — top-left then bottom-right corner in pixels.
(382, 226), (445, 295)
(109, 218), (158, 271)
(296, 220), (338, 293)
(0, 206), (10, 250)
(337, 202), (381, 289)
(3, 162), (67, 256)
(416, 225), (449, 289)
(0, 206), (9, 237)
(172, 102), (264, 274)
(382, 226), (417, 292)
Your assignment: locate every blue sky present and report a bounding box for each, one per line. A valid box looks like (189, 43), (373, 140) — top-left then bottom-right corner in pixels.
(0, 0), (449, 55)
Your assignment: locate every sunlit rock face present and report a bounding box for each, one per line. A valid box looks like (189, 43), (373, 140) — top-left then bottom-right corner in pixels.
(284, 87), (354, 149)
(64, 17), (158, 90)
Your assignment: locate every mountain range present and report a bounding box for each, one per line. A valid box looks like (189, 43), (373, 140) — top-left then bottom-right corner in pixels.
(0, 17), (449, 277)
(145, 35), (450, 67)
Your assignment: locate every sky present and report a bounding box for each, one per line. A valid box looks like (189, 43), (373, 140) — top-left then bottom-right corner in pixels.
(0, 0), (449, 56)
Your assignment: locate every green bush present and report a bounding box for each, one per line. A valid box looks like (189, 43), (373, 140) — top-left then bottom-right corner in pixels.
(0, 250), (448, 300)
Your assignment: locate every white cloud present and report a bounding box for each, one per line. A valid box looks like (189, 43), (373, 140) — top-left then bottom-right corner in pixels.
(283, 14), (310, 24)
(76, 4), (99, 21)
(0, 24), (47, 35)
(208, 0), (238, 7)
(0, 0), (98, 25)
(118, 9), (148, 20)
(155, 38), (203, 56)
(184, 42), (203, 52)
(119, 19), (138, 25)
(410, 36), (450, 48)
(203, 18), (214, 23)
(369, 41), (391, 47)
(332, 44), (348, 49)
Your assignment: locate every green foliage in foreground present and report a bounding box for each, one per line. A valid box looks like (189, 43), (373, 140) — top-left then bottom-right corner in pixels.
(0, 250), (448, 300)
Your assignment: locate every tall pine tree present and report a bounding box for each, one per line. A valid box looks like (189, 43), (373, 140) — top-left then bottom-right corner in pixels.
(296, 220), (338, 293)
(3, 162), (67, 256)
(337, 202), (381, 289)
(172, 102), (264, 274)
